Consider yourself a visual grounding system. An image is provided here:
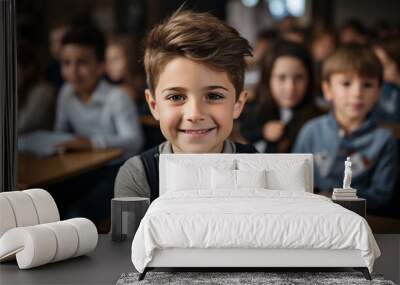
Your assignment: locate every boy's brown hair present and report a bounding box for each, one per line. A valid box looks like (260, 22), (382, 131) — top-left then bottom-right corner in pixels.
(322, 43), (383, 84)
(144, 10), (252, 97)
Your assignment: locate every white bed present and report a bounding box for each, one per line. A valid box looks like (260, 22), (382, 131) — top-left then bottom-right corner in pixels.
(131, 154), (380, 280)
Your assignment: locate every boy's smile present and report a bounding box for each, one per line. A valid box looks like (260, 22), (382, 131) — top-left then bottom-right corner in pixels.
(178, 127), (216, 137)
(145, 57), (247, 153)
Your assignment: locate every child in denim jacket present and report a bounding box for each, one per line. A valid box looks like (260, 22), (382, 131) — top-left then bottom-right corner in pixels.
(293, 44), (397, 214)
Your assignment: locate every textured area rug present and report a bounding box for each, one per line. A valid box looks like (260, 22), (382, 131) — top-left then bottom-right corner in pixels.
(116, 271), (395, 285)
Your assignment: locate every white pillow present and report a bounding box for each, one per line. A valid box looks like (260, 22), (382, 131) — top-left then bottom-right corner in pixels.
(237, 169), (267, 189)
(238, 159), (307, 191)
(266, 167), (306, 192)
(211, 168), (267, 190)
(167, 160), (235, 192)
(211, 168), (236, 190)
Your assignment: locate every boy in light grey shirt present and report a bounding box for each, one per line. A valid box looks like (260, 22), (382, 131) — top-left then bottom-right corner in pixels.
(51, 25), (143, 224)
(56, 79), (143, 158)
(54, 25), (143, 158)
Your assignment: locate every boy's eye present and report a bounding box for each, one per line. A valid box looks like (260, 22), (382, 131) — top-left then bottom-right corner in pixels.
(167, 94), (185, 102)
(206, 92), (224, 101)
(362, 81), (374, 88)
(277, 75), (286, 82)
(341, 80), (351, 87)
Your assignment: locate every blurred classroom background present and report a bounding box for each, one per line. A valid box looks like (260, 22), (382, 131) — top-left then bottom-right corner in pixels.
(13, 0), (400, 231)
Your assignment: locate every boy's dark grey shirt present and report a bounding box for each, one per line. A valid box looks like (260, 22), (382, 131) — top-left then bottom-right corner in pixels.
(114, 140), (236, 198)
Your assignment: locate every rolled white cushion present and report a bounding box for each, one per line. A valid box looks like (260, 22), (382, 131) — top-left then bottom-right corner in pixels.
(0, 196), (17, 237)
(24, 189), (59, 223)
(0, 218), (98, 269)
(64, 218), (98, 257)
(0, 191), (39, 227)
(0, 226), (57, 269)
(42, 221), (79, 262)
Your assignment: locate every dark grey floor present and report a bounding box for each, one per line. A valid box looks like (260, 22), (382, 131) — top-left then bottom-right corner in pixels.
(0, 234), (133, 285)
(1, 234), (398, 284)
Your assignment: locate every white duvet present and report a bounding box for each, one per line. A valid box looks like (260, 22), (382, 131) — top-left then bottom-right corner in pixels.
(131, 190), (380, 273)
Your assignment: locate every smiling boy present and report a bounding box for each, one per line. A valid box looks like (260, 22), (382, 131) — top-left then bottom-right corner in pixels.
(114, 11), (256, 200)
(293, 44), (397, 213)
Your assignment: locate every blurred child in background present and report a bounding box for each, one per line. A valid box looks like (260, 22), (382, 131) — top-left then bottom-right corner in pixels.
(105, 35), (165, 150)
(18, 42), (55, 134)
(51, 25), (144, 226)
(339, 19), (368, 44)
(55, 26), (143, 158)
(293, 44), (397, 214)
(310, 30), (336, 109)
(240, 40), (322, 153)
(105, 36), (145, 106)
(46, 23), (69, 92)
(372, 38), (400, 123)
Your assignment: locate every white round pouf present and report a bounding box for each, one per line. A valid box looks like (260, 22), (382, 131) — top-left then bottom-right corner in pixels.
(42, 221), (79, 262)
(65, 218), (98, 257)
(0, 219), (98, 269)
(0, 195), (17, 237)
(24, 189), (60, 223)
(1, 192), (39, 227)
(0, 225), (57, 269)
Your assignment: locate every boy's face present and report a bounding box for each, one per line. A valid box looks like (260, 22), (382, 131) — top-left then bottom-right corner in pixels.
(61, 44), (104, 96)
(105, 45), (128, 82)
(323, 72), (380, 124)
(145, 57), (247, 153)
(340, 28), (366, 44)
(312, 35), (335, 62)
(49, 26), (68, 60)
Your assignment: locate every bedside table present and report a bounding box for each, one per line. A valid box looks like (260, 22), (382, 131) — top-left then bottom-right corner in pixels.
(111, 197), (149, 242)
(332, 198), (366, 218)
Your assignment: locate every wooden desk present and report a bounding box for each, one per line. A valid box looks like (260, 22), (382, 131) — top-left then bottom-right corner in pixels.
(18, 149), (122, 189)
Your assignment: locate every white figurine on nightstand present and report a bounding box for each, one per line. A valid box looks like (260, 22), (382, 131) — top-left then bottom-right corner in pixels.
(343, 157), (352, 189)
(332, 157), (358, 199)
